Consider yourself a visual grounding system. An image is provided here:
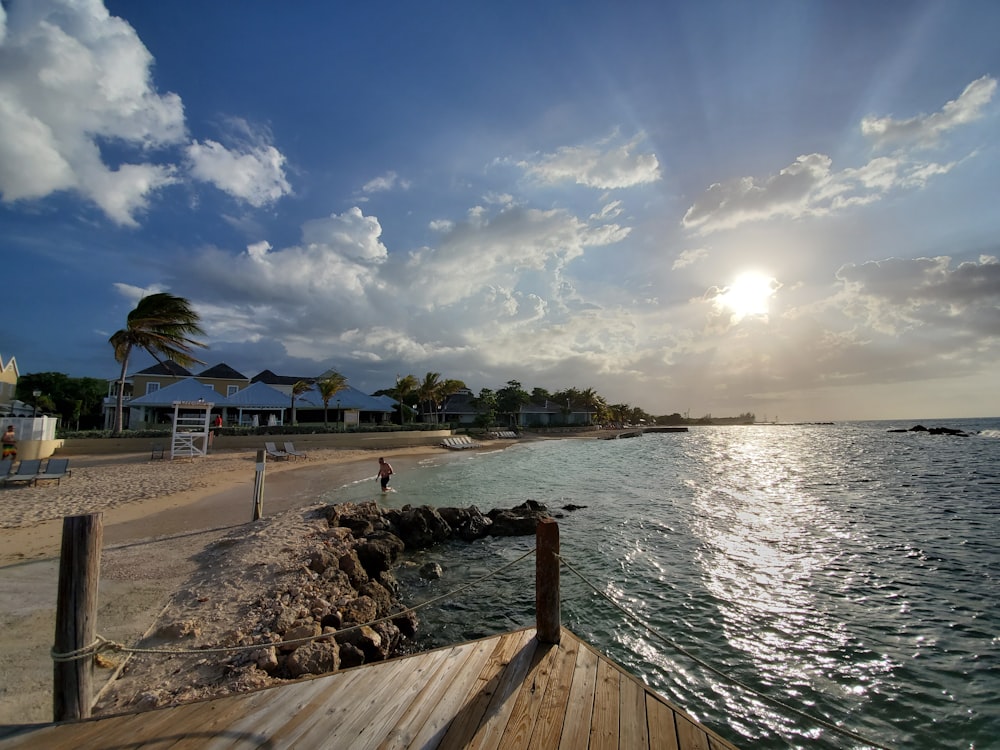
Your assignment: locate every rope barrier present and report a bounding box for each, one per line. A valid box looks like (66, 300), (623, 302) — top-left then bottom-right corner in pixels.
(51, 547), (537, 662)
(556, 552), (897, 750)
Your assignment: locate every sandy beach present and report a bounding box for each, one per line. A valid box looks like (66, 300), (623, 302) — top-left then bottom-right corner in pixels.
(0, 444), (442, 725)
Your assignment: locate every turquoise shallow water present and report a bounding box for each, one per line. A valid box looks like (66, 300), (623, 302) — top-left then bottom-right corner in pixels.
(329, 419), (1000, 749)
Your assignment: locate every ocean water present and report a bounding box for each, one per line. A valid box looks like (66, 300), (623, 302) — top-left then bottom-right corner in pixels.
(331, 419), (1000, 749)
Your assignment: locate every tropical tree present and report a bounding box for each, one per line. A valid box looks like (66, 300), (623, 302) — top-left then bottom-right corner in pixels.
(472, 387), (498, 429)
(394, 374), (418, 424)
(437, 378), (466, 423)
(496, 380), (530, 427)
(109, 293), (206, 435)
(417, 372), (442, 422)
(316, 372), (349, 427)
(289, 380), (312, 426)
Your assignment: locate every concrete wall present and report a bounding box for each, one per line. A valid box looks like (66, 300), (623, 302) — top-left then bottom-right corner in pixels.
(54, 430), (453, 457)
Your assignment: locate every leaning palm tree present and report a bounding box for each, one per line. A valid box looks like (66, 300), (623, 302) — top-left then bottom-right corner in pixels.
(109, 293), (206, 435)
(316, 372), (349, 427)
(289, 380), (312, 426)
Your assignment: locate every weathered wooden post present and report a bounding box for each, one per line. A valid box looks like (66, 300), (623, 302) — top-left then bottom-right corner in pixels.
(53, 512), (103, 721)
(252, 449), (266, 521)
(536, 517), (561, 644)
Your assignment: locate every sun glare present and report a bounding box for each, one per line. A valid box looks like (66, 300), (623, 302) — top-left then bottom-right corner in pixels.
(717, 271), (777, 321)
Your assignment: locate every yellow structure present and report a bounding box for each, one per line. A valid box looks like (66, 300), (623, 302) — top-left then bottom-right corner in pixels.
(0, 354), (18, 416)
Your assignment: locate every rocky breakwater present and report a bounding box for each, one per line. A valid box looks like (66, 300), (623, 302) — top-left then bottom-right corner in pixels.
(96, 500), (558, 713)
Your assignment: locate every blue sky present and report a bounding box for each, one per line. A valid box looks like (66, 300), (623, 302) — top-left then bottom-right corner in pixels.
(2, 0), (998, 421)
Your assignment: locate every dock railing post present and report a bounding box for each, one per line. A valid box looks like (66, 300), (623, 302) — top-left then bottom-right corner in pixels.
(252, 449), (266, 521)
(53, 512), (103, 721)
(536, 517), (560, 644)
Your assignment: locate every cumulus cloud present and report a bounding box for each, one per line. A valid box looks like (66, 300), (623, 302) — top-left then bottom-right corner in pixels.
(185, 119), (291, 207)
(682, 77), (994, 235)
(0, 0), (185, 224)
(861, 76), (997, 148)
(835, 255), (1000, 336)
(672, 247), (709, 270)
(520, 132), (660, 189)
(0, 1), (292, 223)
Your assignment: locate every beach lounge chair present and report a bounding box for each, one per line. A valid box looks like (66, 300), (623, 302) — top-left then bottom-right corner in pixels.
(33, 458), (72, 486)
(264, 442), (289, 460)
(283, 442), (307, 460)
(0, 458), (11, 477)
(1, 459), (42, 487)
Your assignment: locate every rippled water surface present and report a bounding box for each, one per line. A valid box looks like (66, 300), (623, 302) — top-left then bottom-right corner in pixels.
(334, 419), (1000, 749)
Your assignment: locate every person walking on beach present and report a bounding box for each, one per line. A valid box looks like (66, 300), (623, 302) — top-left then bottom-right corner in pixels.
(2, 425), (16, 461)
(376, 457), (394, 493)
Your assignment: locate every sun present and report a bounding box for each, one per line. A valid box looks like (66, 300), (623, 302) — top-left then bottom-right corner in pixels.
(716, 271), (777, 321)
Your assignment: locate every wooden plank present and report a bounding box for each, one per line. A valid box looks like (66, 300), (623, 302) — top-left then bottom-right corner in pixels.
(589, 658), (620, 750)
(295, 649), (450, 749)
(437, 628), (536, 750)
(444, 628), (538, 750)
(495, 639), (564, 750)
(618, 672), (650, 750)
(646, 694), (680, 750)
(528, 636), (580, 748)
(675, 714), (711, 750)
(556, 640), (599, 750)
(378, 638), (496, 749)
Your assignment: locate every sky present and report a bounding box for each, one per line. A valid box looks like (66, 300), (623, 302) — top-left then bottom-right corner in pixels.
(1, 0), (999, 422)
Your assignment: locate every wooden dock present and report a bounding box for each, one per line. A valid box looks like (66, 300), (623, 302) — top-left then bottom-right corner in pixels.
(0, 626), (738, 749)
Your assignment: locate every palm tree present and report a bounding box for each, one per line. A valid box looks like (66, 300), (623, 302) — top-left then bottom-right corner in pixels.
(394, 374), (418, 424)
(290, 380), (312, 426)
(417, 372), (441, 422)
(109, 293), (206, 435)
(316, 372), (348, 427)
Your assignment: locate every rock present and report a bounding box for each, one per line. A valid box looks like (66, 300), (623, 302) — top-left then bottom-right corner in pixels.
(280, 622), (321, 653)
(355, 532), (405, 576)
(487, 501), (550, 536)
(437, 506), (492, 541)
(393, 505), (453, 548)
(338, 549), (369, 588)
(338, 643), (365, 669)
(335, 624), (385, 662)
(392, 609), (418, 638)
(341, 595), (378, 626)
(153, 620), (202, 640)
(255, 646), (279, 672)
(285, 641), (339, 677)
(307, 549), (338, 574)
(419, 562), (443, 580)
(359, 580), (394, 615)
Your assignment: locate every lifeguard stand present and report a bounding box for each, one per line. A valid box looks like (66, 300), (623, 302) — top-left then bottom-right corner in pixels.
(170, 400), (213, 460)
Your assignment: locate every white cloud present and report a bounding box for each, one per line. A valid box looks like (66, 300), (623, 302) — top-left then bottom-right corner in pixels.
(186, 122), (291, 207)
(682, 77), (994, 235)
(0, 0), (185, 224)
(861, 76), (997, 148)
(520, 132), (661, 189)
(362, 171), (410, 193)
(672, 247), (708, 270)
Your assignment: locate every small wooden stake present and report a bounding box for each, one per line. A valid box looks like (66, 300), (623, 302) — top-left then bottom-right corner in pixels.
(252, 449), (266, 521)
(536, 517), (561, 644)
(53, 512), (103, 721)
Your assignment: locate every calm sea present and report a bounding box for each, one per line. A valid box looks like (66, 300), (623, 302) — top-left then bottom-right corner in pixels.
(332, 419), (1000, 749)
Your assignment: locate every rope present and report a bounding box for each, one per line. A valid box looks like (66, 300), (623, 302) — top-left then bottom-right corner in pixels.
(51, 547), (537, 661)
(556, 553), (897, 750)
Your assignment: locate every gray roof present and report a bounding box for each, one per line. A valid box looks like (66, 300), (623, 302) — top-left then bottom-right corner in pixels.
(128, 378), (218, 406)
(296, 384), (393, 413)
(224, 381), (290, 408)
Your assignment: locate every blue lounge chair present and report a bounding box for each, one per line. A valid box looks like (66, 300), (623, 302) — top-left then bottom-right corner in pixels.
(2, 459), (42, 487)
(33, 458), (72, 486)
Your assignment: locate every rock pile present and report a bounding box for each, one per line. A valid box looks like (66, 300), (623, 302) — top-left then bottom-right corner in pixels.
(95, 499), (559, 713)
